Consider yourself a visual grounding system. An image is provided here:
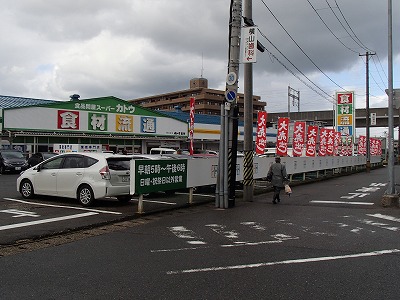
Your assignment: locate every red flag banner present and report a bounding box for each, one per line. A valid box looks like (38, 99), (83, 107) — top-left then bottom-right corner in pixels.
(333, 131), (341, 156)
(358, 135), (367, 155)
(292, 121), (306, 157)
(255, 111), (267, 155)
(319, 128), (328, 156)
(326, 129), (335, 156)
(276, 117), (290, 156)
(189, 97), (195, 156)
(306, 125), (318, 157)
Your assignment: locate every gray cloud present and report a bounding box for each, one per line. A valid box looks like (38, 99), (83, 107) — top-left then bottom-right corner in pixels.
(0, 0), (398, 118)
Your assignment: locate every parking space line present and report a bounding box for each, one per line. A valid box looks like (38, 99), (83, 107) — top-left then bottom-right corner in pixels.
(367, 213), (400, 223)
(3, 198), (123, 215)
(310, 200), (374, 206)
(0, 212), (98, 231)
(167, 249), (400, 275)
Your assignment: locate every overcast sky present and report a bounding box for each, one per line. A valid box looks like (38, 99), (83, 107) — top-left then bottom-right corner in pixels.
(0, 0), (399, 137)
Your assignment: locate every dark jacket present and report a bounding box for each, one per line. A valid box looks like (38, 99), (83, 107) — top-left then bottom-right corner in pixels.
(268, 162), (287, 187)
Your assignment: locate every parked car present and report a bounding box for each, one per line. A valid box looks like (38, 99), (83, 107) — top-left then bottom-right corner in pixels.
(149, 148), (177, 155)
(28, 152), (58, 167)
(17, 152), (138, 206)
(0, 150), (29, 174)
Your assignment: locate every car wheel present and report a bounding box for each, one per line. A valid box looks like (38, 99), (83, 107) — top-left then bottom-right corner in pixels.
(77, 185), (95, 207)
(20, 179), (34, 199)
(0, 165), (4, 174)
(117, 195), (132, 203)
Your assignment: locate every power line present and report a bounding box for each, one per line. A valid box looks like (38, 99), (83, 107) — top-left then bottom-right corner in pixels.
(333, 0), (374, 53)
(306, 0), (358, 53)
(257, 29), (336, 104)
(259, 0), (349, 92)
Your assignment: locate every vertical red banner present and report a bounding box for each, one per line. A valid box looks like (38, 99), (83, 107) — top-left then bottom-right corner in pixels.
(306, 125), (318, 157)
(333, 131), (341, 156)
(358, 135), (366, 155)
(189, 97), (195, 156)
(276, 117), (289, 156)
(292, 121), (306, 157)
(255, 111), (267, 155)
(326, 129), (335, 156)
(319, 128), (328, 156)
(378, 139), (382, 156)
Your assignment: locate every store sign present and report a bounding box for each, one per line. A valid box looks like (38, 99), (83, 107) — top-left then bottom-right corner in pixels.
(131, 159), (188, 194)
(335, 91), (355, 146)
(4, 97), (188, 138)
(242, 26), (257, 63)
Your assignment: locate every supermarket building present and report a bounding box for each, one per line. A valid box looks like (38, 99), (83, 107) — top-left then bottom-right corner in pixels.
(0, 95), (276, 154)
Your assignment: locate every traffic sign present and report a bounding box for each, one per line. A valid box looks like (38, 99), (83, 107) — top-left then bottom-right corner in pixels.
(226, 72), (237, 85)
(225, 90), (236, 102)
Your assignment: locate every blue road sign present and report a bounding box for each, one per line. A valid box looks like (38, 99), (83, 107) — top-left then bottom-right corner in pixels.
(225, 90), (236, 102)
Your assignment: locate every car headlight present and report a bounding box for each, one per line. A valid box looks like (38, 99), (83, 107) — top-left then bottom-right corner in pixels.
(3, 161), (13, 166)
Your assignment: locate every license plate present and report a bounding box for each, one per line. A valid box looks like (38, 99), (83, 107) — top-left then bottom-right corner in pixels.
(121, 176), (130, 182)
(15, 167), (21, 171)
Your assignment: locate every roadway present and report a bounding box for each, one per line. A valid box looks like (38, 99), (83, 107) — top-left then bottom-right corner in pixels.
(1, 166), (400, 298)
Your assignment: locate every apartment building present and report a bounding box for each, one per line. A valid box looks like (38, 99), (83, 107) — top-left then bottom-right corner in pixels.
(129, 78), (266, 123)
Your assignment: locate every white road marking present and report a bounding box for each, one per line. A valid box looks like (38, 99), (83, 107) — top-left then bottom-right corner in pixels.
(310, 200), (374, 205)
(167, 249), (400, 275)
(0, 209), (40, 218)
(3, 198), (123, 215)
(206, 224), (240, 239)
(0, 212), (98, 231)
(367, 213), (400, 223)
(358, 219), (399, 231)
(168, 226), (206, 245)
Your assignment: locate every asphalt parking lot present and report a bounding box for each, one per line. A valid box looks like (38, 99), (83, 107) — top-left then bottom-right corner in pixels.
(0, 173), (219, 245)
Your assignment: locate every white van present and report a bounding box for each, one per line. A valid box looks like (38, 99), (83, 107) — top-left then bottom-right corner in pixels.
(149, 148), (177, 155)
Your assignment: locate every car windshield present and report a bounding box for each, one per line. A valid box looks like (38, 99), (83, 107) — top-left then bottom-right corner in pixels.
(2, 151), (25, 159)
(42, 153), (57, 159)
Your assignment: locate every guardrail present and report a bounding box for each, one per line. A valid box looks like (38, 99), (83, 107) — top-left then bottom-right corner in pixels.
(130, 155), (382, 213)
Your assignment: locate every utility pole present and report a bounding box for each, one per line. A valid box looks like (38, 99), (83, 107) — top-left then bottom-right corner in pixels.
(382, 0), (398, 205)
(359, 51), (375, 173)
(216, 0), (242, 209)
(288, 86), (300, 118)
(243, 0), (254, 202)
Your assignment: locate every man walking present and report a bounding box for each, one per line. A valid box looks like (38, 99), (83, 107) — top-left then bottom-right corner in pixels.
(267, 156), (288, 204)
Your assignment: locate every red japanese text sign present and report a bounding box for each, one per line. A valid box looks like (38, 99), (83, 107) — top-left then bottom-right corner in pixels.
(292, 121), (306, 157)
(326, 129), (335, 156)
(276, 118), (289, 156)
(358, 135), (367, 155)
(255, 111), (267, 155)
(58, 110), (80, 130)
(333, 131), (341, 156)
(189, 97), (195, 155)
(319, 128), (328, 156)
(306, 125), (318, 157)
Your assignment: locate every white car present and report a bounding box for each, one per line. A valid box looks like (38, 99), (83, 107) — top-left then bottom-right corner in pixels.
(17, 152), (138, 207)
